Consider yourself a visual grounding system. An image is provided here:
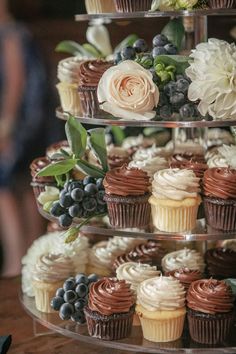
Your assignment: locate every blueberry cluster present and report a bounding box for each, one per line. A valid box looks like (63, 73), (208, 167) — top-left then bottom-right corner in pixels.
(51, 273), (98, 324)
(50, 176), (107, 227)
(152, 34), (177, 58)
(157, 75), (202, 121)
(115, 38), (149, 63)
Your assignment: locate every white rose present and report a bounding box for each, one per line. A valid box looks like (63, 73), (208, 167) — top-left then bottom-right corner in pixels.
(97, 60), (159, 121)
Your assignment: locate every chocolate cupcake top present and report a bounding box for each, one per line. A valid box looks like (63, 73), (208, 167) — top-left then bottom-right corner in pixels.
(167, 268), (203, 290)
(205, 247), (236, 278)
(187, 279), (234, 314)
(107, 146), (130, 169)
(170, 153), (206, 164)
(203, 167), (236, 199)
(103, 165), (150, 196)
(79, 60), (112, 87)
(30, 157), (55, 183)
(88, 277), (135, 315)
(169, 154), (208, 179)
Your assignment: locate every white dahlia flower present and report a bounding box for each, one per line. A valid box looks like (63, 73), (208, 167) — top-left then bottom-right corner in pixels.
(186, 38), (236, 120)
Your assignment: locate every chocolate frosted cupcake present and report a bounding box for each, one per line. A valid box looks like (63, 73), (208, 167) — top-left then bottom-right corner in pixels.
(103, 165), (151, 228)
(208, 0), (234, 8)
(107, 146), (130, 170)
(30, 157), (56, 199)
(78, 60), (112, 117)
(187, 279), (234, 344)
(166, 268), (203, 291)
(114, 0), (152, 12)
(205, 247), (236, 279)
(84, 277), (135, 340)
(203, 168), (236, 231)
(169, 154), (208, 180)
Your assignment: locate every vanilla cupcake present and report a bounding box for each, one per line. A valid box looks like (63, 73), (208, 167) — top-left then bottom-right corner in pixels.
(161, 248), (205, 274)
(85, 0), (116, 13)
(32, 253), (75, 313)
(149, 168), (201, 232)
(129, 156), (168, 180)
(136, 276), (186, 342)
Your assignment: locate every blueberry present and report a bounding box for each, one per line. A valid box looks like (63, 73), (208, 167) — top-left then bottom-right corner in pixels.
(164, 43), (178, 55)
(169, 93), (185, 106)
(163, 81), (177, 97)
(59, 214), (73, 227)
(71, 188), (84, 202)
(176, 78), (189, 94)
(97, 204), (107, 214)
(158, 92), (168, 106)
(83, 176), (95, 186)
(121, 46), (136, 60)
(176, 74), (184, 81)
(82, 210), (94, 218)
(75, 274), (89, 285)
(179, 103), (195, 120)
(88, 273), (98, 284)
(152, 46), (167, 58)
(63, 290), (78, 304)
(59, 189), (67, 199)
(152, 34), (169, 47)
(114, 52), (122, 65)
(50, 202), (65, 217)
(68, 204), (83, 218)
(51, 296), (64, 311)
(56, 287), (65, 298)
(59, 193), (73, 208)
(71, 310), (86, 324)
(133, 38), (148, 53)
(159, 105), (172, 119)
(96, 178), (104, 190)
(84, 183), (98, 196)
(59, 303), (74, 320)
(82, 197), (97, 212)
(96, 190), (106, 205)
(74, 299), (86, 311)
(75, 283), (88, 298)
(63, 279), (76, 291)
(68, 181), (83, 192)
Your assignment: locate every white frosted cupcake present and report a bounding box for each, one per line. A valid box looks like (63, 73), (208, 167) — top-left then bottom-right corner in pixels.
(149, 168), (201, 232)
(161, 248), (205, 274)
(129, 156), (168, 180)
(136, 276), (186, 342)
(207, 144), (236, 168)
(85, 0), (116, 13)
(132, 144), (171, 162)
(32, 253), (75, 313)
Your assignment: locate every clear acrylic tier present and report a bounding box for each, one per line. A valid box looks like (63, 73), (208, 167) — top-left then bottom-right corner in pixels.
(56, 107), (236, 128)
(75, 9), (236, 21)
(20, 293), (236, 353)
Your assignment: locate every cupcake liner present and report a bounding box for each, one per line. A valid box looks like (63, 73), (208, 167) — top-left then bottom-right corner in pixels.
(78, 86), (100, 117)
(84, 306), (134, 340)
(114, 0), (152, 12)
(187, 308), (234, 344)
(104, 193), (151, 228)
(85, 0), (116, 13)
(56, 82), (81, 116)
(138, 311), (186, 342)
(33, 280), (63, 313)
(203, 197), (236, 231)
(150, 201), (199, 232)
(208, 0), (234, 8)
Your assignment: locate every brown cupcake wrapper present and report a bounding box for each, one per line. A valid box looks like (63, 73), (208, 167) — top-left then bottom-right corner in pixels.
(187, 308), (234, 345)
(203, 197), (236, 231)
(78, 86), (100, 117)
(104, 193), (151, 228)
(208, 0), (234, 8)
(84, 306), (134, 340)
(114, 0), (152, 12)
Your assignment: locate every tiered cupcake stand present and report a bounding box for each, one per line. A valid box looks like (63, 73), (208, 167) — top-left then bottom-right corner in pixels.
(21, 9), (236, 353)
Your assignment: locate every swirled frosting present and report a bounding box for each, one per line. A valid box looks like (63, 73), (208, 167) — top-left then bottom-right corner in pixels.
(107, 146), (130, 169)
(79, 60), (112, 87)
(137, 276), (185, 311)
(88, 277), (135, 315)
(169, 154), (207, 179)
(187, 279), (234, 314)
(32, 253), (74, 282)
(57, 57), (82, 83)
(152, 168), (200, 200)
(162, 248), (205, 273)
(166, 268), (203, 291)
(203, 168), (236, 199)
(220, 239), (236, 252)
(132, 144), (171, 162)
(129, 156), (168, 179)
(103, 165), (150, 196)
(170, 153), (206, 164)
(205, 247), (236, 278)
(116, 262), (161, 293)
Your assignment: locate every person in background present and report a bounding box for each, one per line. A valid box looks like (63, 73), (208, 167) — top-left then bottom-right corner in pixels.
(0, 0), (49, 277)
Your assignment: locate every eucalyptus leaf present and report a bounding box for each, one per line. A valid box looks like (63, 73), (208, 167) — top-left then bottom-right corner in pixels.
(65, 227), (80, 243)
(154, 55), (190, 75)
(60, 148), (71, 157)
(37, 159), (77, 177)
(65, 116), (87, 158)
(82, 43), (102, 58)
(161, 18), (185, 51)
(114, 34), (138, 54)
(111, 126), (125, 146)
(55, 40), (94, 57)
(88, 128), (108, 172)
(76, 159), (105, 178)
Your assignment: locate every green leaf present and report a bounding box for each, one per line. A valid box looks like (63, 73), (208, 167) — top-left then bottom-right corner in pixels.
(55, 40), (94, 57)
(65, 116), (87, 158)
(111, 126), (125, 146)
(65, 227), (80, 243)
(114, 34), (138, 54)
(82, 43), (102, 58)
(161, 18), (185, 51)
(143, 127), (166, 136)
(76, 159), (105, 178)
(88, 128), (108, 172)
(154, 55), (190, 75)
(37, 159), (77, 177)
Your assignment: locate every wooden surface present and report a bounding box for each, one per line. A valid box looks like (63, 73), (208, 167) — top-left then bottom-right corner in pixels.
(1, 278), (140, 354)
